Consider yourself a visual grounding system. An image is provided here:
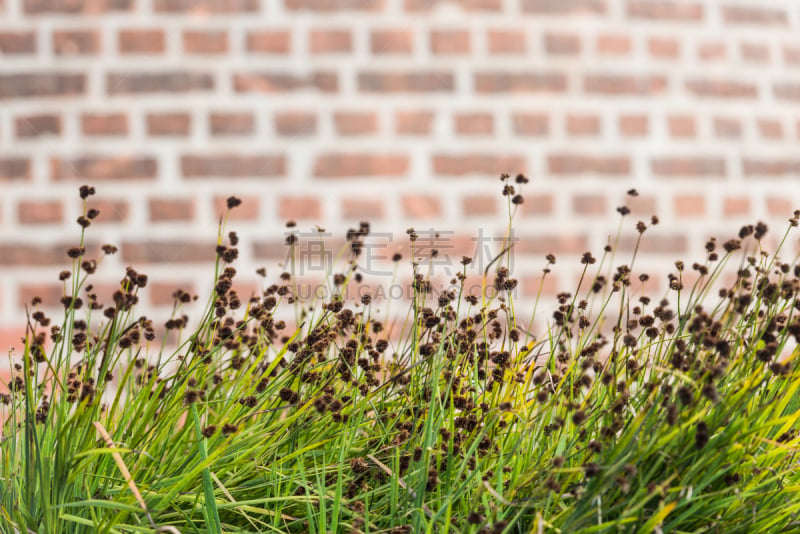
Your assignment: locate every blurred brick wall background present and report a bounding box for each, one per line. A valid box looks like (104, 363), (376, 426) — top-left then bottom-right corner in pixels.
(2, 0), (800, 354)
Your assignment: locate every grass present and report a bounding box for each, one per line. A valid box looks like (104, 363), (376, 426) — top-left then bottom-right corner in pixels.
(2, 179), (800, 533)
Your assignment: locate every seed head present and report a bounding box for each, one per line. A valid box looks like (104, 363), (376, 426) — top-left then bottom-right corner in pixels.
(79, 185), (96, 199)
(695, 421), (709, 449)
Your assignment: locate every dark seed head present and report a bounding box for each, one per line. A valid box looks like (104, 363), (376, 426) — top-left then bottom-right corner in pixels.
(79, 185), (96, 199)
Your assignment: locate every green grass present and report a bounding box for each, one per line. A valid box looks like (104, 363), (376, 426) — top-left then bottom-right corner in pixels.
(2, 180), (800, 533)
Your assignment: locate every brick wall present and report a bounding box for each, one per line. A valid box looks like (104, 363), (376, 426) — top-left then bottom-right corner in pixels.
(2, 0), (800, 353)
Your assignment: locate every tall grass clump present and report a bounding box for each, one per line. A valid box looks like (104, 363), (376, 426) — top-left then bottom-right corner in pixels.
(2, 179), (800, 533)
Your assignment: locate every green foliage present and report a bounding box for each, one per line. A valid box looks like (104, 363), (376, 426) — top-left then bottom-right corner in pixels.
(2, 182), (800, 533)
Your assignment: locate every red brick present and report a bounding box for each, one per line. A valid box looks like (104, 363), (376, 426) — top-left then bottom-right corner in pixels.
(520, 194), (554, 216)
(181, 154), (285, 178)
(722, 6), (787, 26)
(147, 112), (191, 136)
(213, 195), (259, 220)
(395, 110), (433, 135)
(334, 112), (378, 136)
(573, 194), (606, 214)
(183, 30), (227, 54)
(685, 79), (757, 98)
(253, 238), (302, 260)
(149, 198), (195, 222)
(596, 34), (630, 55)
(627, 1), (703, 21)
(723, 196), (749, 216)
(0, 327), (27, 356)
(309, 29), (351, 54)
(512, 113), (549, 136)
(25, 0), (130, 14)
(521, 274), (559, 298)
(122, 240), (216, 263)
(618, 234), (687, 254)
(584, 74), (667, 95)
(107, 72), (213, 94)
(18, 200), (63, 224)
(51, 156), (157, 181)
(246, 30), (290, 53)
(285, 0), (383, 10)
(517, 234), (589, 254)
(487, 29), (525, 55)
(463, 196), (497, 217)
(154, 0), (258, 12)
(16, 114), (61, 138)
(430, 30), (470, 55)
(18, 284), (63, 308)
(619, 114), (648, 136)
(0, 31), (35, 54)
(626, 195), (656, 215)
(314, 153), (409, 178)
(774, 84), (800, 102)
(766, 197), (793, 216)
(148, 281), (197, 306)
(648, 37), (679, 58)
(119, 30), (165, 54)
(545, 33), (580, 55)
(279, 196), (322, 220)
(757, 119), (782, 140)
(433, 154), (526, 176)
(674, 194), (705, 216)
(81, 112), (128, 136)
(53, 30), (100, 55)
(370, 29), (413, 54)
(405, 0), (500, 10)
(0, 73), (85, 99)
(697, 42), (725, 61)
(454, 113), (493, 136)
(741, 43), (769, 63)
(402, 195), (441, 219)
(359, 71), (453, 93)
(566, 114), (600, 136)
(783, 45), (800, 66)
(274, 112), (317, 136)
(548, 154), (630, 175)
(521, 0), (605, 14)
(0, 158), (31, 181)
(713, 117), (741, 138)
(651, 157), (726, 177)
(0, 243), (71, 266)
(742, 159), (800, 177)
(475, 72), (566, 93)
(668, 115), (695, 138)
(342, 199), (384, 219)
(210, 112), (254, 136)
(87, 199), (129, 223)
(234, 71), (338, 93)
